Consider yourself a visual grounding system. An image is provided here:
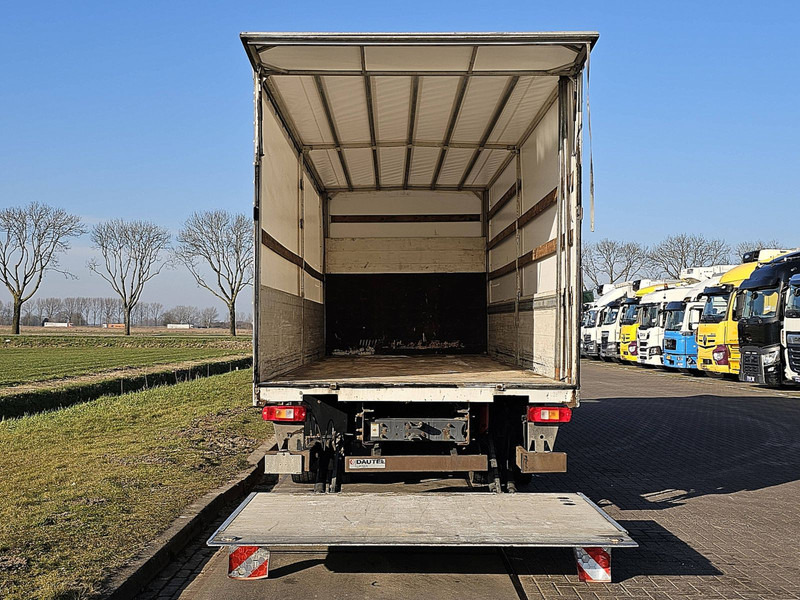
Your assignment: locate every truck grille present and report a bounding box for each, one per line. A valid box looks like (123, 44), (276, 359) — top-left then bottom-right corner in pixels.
(664, 338), (677, 351)
(741, 350), (761, 378)
(788, 343), (800, 373)
(584, 334), (591, 342)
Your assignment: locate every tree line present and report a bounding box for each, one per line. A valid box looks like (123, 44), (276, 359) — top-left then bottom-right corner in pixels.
(582, 234), (784, 288)
(0, 203), (253, 336)
(0, 297), (252, 330)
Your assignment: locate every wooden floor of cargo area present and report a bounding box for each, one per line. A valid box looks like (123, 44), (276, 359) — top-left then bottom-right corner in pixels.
(266, 354), (560, 387)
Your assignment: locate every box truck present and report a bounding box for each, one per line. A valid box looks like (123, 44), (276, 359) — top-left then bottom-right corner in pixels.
(209, 32), (635, 583)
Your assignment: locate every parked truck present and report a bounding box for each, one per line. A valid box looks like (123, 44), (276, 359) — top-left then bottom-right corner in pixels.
(738, 251), (800, 387)
(783, 274), (800, 383)
(697, 250), (788, 377)
(582, 283), (633, 359)
(209, 31), (636, 583)
(661, 274), (727, 371)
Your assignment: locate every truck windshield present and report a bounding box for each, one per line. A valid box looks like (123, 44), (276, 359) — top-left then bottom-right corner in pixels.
(640, 305), (659, 329)
(740, 287), (780, 321)
(700, 293), (730, 323)
(786, 287), (800, 318)
(584, 310), (598, 327)
(603, 307), (620, 325)
(664, 308), (685, 331)
(620, 304), (638, 325)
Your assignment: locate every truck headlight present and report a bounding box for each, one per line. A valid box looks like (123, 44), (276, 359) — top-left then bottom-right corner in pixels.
(762, 347), (780, 366)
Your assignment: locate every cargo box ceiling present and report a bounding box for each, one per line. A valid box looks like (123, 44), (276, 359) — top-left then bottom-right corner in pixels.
(241, 32), (598, 194)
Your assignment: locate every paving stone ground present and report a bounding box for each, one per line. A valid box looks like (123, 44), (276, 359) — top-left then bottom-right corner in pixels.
(136, 361), (800, 600)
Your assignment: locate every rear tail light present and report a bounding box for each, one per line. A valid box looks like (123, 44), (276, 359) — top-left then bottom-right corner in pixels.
(712, 345), (729, 365)
(262, 405), (307, 422)
(528, 406), (572, 423)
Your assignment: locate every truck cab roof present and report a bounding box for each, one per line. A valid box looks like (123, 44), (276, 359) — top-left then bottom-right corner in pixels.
(740, 254), (800, 291)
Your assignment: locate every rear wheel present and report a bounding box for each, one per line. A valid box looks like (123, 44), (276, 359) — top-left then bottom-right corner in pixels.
(291, 471), (315, 484)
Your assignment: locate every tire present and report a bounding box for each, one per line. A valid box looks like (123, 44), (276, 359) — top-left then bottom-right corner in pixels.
(291, 471), (316, 484)
(470, 471), (489, 485)
(513, 471), (533, 486)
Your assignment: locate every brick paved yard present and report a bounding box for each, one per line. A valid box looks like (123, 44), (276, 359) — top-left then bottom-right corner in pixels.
(139, 361), (800, 600)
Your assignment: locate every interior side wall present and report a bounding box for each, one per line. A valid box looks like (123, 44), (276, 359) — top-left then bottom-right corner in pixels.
(257, 96), (324, 381)
(487, 99), (560, 377)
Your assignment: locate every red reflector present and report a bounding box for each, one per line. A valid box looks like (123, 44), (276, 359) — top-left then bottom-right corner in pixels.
(262, 405), (307, 422)
(528, 406), (572, 423)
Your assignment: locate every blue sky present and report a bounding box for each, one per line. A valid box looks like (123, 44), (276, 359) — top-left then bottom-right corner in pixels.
(1, 0), (798, 309)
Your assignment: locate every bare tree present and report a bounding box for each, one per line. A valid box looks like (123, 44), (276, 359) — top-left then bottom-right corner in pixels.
(39, 297), (64, 322)
(582, 239), (649, 288)
(76, 296), (90, 326)
(63, 297), (80, 324)
(88, 220), (171, 335)
(101, 297), (116, 326)
(646, 234), (731, 279)
(198, 306), (219, 328)
(166, 304), (199, 325)
(175, 211), (253, 336)
(149, 302), (164, 327)
(0, 202), (85, 334)
(733, 239), (783, 262)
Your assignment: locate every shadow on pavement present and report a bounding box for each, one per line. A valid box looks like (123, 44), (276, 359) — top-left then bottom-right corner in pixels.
(528, 393), (800, 511)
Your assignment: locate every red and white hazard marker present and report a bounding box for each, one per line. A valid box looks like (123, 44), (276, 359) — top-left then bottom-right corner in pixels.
(228, 546), (271, 580)
(573, 546), (611, 583)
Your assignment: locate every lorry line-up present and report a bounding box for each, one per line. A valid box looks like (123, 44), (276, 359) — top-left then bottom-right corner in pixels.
(581, 249), (800, 388)
(207, 31), (638, 584)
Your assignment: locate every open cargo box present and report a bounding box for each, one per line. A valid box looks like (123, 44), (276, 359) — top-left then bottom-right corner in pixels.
(211, 33), (640, 584)
(248, 33), (590, 412)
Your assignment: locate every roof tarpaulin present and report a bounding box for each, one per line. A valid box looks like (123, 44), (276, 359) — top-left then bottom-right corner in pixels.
(242, 32), (598, 193)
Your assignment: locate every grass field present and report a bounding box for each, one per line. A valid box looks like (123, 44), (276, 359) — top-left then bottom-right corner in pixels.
(0, 368), (268, 600)
(0, 347), (246, 387)
(0, 336), (251, 388)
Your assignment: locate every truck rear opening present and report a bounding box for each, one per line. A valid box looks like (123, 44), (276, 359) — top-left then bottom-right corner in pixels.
(246, 32), (590, 490)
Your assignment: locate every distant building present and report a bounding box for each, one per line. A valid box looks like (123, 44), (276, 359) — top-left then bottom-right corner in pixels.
(166, 323), (193, 329)
(43, 322), (72, 328)
(102, 323), (125, 329)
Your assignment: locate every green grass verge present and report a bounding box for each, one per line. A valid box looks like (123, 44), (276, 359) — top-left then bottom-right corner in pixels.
(0, 346), (247, 387)
(0, 369), (269, 600)
(0, 356), (253, 420)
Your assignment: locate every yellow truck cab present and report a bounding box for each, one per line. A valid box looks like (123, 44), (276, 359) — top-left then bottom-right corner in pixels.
(619, 282), (672, 363)
(697, 250), (789, 375)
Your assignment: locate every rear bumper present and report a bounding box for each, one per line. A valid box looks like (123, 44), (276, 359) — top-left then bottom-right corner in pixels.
(263, 451), (567, 474)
